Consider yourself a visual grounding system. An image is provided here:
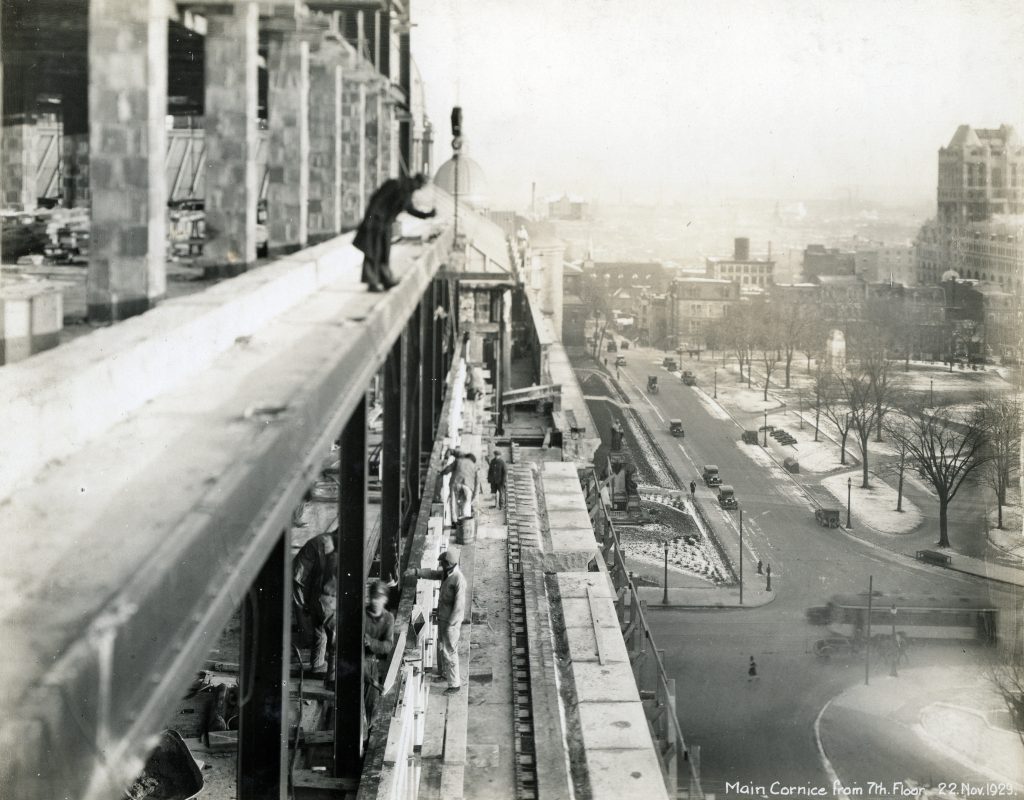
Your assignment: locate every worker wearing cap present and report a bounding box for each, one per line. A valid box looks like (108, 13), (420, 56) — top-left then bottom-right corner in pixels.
(363, 580), (395, 722)
(487, 449), (507, 510)
(407, 549), (466, 694)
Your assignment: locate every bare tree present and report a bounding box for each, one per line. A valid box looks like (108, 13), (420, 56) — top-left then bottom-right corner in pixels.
(886, 404), (989, 548)
(754, 302), (782, 401)
(816, 370), (854, 465)
(838, 369), (880, 488)
(978, 393), (1022, 530)
(777, 304), (811, 388)
(882, 415), (912, 512)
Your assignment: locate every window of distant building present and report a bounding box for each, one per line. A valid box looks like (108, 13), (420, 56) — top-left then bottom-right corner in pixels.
(993, 167), (1003, 187)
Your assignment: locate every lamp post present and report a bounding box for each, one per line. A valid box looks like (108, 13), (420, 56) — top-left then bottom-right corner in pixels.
(763, 410), (768, 447)
(713, 368), (718, 399)
(929, 379), (934, 407)
(663, 539), (670, 605)
(846, 477), (852, 529)
(889, 605), (899, 677)
(798, 396), (804, 430)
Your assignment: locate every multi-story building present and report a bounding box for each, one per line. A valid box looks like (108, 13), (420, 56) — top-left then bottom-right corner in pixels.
(938, 124), (1024, 226)
(802, 244), (856, 281)
(705, 237), (775, 287)
(852, 242), (916, 285)
(669, 277), (740, 348)
(916, 125), (1024, 292)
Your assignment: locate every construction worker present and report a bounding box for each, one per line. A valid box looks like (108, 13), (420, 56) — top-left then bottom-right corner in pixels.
(487, 449), (507, 509)
(407, 549), (466, 695)
(363, 580), (395, 723)
(292, 530), (339, 679)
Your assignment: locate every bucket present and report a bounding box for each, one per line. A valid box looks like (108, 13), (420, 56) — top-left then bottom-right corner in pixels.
(122, 729), (204, 800)
(457, 515), (476, 544)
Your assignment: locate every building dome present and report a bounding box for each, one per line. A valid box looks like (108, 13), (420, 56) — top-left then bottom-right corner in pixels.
(434, 155), (489, 209)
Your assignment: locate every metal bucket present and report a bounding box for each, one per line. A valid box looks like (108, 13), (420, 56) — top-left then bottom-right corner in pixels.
(122, 729), (204, 800)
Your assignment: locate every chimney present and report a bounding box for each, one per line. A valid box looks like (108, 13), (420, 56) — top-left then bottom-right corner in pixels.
(734, 237), (750, 261)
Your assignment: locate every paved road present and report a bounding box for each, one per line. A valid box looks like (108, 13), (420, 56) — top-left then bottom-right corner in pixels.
(602, 346), (1004, 796)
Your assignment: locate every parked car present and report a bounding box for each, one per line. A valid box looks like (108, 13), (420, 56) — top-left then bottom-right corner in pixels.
(718, 485), (738, 509)
(615, 355), (627, 366)
(669, 419), (684, 437)
(702, 465), (721, 487)
(662, 357), (678, 370)
(681, 371), (696, 386)
(607, 340), (618, 352)
(620, 341), (629, 350)
(741, 430), (759, 445)
(814, 508), (842, 528)
(813, 637), (860, 661)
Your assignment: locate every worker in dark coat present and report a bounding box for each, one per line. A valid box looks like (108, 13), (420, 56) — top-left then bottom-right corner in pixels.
(353, 173), (436, 291)
(487, 449), (507, 509)
(292, 531), (339, 677)
(363, 580), (395, 725)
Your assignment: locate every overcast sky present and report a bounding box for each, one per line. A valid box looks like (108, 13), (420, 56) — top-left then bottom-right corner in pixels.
(411, 0), (1024, 209)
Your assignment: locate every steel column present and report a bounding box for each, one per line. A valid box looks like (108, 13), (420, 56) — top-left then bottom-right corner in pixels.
(432, 279), (445, 435)
(237, 530), (291, 800)
(405, 303), (423, 519)
(381, 338), (403, 583)
(336, 398), (367, 778)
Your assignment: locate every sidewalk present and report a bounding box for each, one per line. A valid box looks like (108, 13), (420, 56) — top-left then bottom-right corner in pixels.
(818, 663), (1024, 793)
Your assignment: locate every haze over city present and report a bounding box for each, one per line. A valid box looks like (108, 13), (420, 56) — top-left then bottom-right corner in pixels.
(413, 0), (1024, 208)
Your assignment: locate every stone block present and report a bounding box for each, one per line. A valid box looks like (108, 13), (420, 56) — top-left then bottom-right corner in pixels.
(582, 747), (668, 800)
(564, 625), (630, 664)
(559, 598), (620, 630)
(576, 702), (655, 751)
(572, 661), (642, 704)
(556, 573), (614, 600)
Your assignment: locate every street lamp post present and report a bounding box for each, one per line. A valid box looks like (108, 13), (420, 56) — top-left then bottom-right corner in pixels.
(738, 507), (744, 606)
(929, 379), (934, 407)
(889, 605), (898, 677)
(763, 410), (768, 447)
(663, 539), (670, 605)
(846, 477), (852, 529)
(714, 368), (718, 399)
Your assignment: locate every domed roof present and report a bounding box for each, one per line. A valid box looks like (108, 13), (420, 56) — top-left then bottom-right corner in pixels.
(434, 155), (489, 208)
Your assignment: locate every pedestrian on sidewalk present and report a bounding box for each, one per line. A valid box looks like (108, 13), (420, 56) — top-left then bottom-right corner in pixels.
(406, 549), (466, 694)
(766, 563), (772, 592)
(756, 560), (763, 575)
(747, 655), (758, 683)
(354, 173), (436, 292)
(689, 480), (696, 497)
(487, 449), (507, 509)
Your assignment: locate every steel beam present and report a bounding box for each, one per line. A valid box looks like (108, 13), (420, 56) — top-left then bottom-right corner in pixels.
(238, 531), (291, 800)
(380, 337), (402, 583)
(420, 287), (435, 456)
(336, 396), (367, 779)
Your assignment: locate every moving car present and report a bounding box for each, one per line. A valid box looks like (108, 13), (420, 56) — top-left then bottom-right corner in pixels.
(702, 465), (721, 487)
(647, 375), (659, 393)
(718, 485), (738, 509)
(615, 355), (627, 366)
(669, 419), (684, 437)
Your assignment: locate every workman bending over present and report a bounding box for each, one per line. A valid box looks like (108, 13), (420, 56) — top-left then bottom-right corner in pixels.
(292, 531), (339, 679)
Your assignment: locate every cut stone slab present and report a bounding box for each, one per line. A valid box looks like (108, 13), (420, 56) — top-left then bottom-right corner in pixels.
(576, 702), (657, 751)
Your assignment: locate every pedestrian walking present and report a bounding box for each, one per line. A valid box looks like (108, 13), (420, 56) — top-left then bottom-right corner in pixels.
(407, 549), (466, 694)
(354, 173), (436, 292)
(766, 563), (772, 592)
(689, 480), (696, 497)
(487, 449), (507, 510)
(756, 560), (763, 575)
(747, 655), (758, 682)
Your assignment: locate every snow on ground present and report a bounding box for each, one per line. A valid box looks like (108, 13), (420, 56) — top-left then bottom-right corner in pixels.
(987, 501), (1024, 558)
(618, 522), (726, 584)
(821, 470), (922, 534)
(919, 702), (1024, 787)
(786, 436), (846, 473)
(691, 387), (732, 421)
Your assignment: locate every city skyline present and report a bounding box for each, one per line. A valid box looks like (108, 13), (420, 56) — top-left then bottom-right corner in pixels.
(412, 0), (1024, 209)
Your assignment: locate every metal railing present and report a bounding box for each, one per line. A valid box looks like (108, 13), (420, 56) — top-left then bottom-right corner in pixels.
(582, 468), (705, 800)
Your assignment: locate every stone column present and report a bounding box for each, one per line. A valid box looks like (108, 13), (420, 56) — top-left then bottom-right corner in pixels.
(201, 1), (259, 274)
(308, 58), (343, 241)
(87, 0), (168, 322)
(266, 33), (309, 254)
(340, 75), (365, 229)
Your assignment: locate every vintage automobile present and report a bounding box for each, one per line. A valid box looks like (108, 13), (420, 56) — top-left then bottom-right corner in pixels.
(669, 419), (684, 437)
(662, 357), (678, 371)
(741, 430), (759, 445)
(620, 341), (630, 350)
(813, 636), (861, 661)
(814, 508), (842, 528)
(607, 340), (618, 352)
(647, 375), (659, 393)
(718, 485), (738, 509)
(702, 464), (721, 487)
(681, 370), (696, 386)
(615, 355), (627, 366)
